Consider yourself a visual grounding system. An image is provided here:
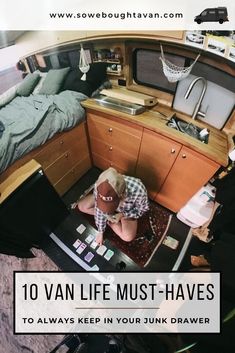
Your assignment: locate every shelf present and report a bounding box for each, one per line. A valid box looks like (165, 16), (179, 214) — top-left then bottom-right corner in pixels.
(107, 70), (123, 76)
(93, 59), (122, 64)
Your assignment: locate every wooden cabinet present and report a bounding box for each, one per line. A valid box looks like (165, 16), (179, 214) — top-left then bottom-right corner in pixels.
(136, 129), (182, 199)
(0, 122), (92, 196)
(85, 110), (220, 212)
(87, 112), (143, 174)
(136, 129), (220, 212)
(37, 122), (91, 195)
(155, 146), (220, 211)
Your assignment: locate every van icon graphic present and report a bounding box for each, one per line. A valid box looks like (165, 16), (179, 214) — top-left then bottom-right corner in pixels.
(194, 7), (229, 24)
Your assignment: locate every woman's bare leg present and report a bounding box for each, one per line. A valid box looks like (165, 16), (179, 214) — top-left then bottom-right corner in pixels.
(108, 218), (137, 242)
(77, 194), (95, 215)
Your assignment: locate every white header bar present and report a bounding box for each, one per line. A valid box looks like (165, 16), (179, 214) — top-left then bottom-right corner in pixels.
(0, 0), (234, 30)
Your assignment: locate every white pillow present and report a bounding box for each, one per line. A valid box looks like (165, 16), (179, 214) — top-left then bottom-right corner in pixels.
(0, 83), (20, 107)
(32, 72), (48, 95)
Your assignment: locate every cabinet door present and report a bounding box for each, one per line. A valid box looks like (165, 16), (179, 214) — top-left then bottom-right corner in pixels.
(155, 146), (220, 212)
(136, 129), (181, 199)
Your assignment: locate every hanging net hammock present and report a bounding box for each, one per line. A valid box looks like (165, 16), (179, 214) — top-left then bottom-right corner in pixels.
(79, 44), (90, 81)
(159, 45), (200, 83)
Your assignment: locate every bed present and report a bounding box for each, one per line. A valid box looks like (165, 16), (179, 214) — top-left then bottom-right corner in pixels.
(0, 63), (108, 195)
(0, 90), (87, 173)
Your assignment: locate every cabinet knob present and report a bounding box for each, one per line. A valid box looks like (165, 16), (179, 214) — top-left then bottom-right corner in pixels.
(108, 127), (113, 132)
(110, 162), (113, 166)
(109, 146), (113, 151)
(182, 154), (187, 159)
(60, 140), (64, 145)
(65, 153), (69, 158)
(171, 148), (176, 154)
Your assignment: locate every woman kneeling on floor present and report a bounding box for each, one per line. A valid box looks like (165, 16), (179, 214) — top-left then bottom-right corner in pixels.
(76, 167), (149, 245)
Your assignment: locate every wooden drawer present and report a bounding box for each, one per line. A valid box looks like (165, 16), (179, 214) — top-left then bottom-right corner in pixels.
(54, 155), (91, 196)
(90, 136), (141, 160)
(0, 121), (91, 197)
(44, 137), (89, 185)
(91, 137), (138, 175)
(35, 122), (87, 169)
(87, 113), (142, 156)
(92, 153), (132, 175)
(89, 137), (113, 160)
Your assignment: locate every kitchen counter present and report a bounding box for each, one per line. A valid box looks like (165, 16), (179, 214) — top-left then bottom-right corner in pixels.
(82, 98), (229, 167)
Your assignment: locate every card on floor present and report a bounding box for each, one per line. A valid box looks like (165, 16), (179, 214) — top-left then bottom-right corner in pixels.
(104, 249), (114, 261)
(84, 252), (94, 263)
(85, 234), (95, 244)
(90, 241), (99, 250)
(162, 236), (179, 250)
(76, 224), (86, 234)
(73, 239), (82, 249)
(76, 243), (87, 254)
(96, 245), (107, 256)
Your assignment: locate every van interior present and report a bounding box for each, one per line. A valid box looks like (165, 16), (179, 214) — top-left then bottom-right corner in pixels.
(0, 30), (235, 352)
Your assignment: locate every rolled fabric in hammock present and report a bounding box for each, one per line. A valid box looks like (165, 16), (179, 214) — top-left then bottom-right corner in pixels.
(160, 45), (200, 83)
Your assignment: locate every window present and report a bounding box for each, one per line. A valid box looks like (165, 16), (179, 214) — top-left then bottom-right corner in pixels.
(201, 11), (207, 16)
(30, 47), (92, 72)
(190, 61), (235, 93)
(133, 48), (186, 94)
(209, 11), (216, 14)
(0, 67), (22, 94)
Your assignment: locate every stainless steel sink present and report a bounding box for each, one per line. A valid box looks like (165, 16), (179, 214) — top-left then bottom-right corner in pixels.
(93, 95), (146, 115)
(166, 114), (209, 144)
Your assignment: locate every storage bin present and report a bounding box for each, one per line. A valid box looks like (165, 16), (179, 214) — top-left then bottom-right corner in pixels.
(177, 183), (216, 228)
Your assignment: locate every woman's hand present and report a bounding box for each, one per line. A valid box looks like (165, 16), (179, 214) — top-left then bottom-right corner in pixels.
(113, 212), (123, 223)
(107, 213), (123, 223)
(96, 232), (104, 246)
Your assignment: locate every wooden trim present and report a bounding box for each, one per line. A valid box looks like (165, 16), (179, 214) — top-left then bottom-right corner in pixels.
(0, 160), (41, 204)
(127, 83), (173, 107)
(85, 31), (184, 41)
(223, 110), (235, 135)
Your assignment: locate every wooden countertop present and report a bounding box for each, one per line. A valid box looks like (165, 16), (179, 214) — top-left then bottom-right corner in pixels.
(82, 99), (229, 167)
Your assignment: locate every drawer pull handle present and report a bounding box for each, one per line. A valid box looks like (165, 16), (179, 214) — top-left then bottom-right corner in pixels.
(182, 154), (187, 159)
(171, 148), (175, 154)
(109, 146), (113, 151)
(108, 127), (113, 132)
(60, 140), (64, 145)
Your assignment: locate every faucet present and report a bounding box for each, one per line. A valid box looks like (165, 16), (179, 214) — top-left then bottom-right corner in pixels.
(184, 77), (207, 120)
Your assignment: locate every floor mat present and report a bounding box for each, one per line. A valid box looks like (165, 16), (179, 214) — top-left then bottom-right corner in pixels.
(76, 201), (172, 268)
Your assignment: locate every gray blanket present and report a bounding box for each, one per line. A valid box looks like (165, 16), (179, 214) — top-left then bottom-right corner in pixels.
(0, 90), (87, 173)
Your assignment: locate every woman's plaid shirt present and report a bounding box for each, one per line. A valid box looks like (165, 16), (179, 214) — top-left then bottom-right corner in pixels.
(94, 175), (149, 232)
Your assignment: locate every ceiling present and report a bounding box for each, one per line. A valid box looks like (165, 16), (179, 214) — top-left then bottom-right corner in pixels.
(0, 31), (25, 49)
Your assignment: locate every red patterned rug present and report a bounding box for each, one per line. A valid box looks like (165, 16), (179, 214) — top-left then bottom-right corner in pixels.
(77, 201), (172, 268)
